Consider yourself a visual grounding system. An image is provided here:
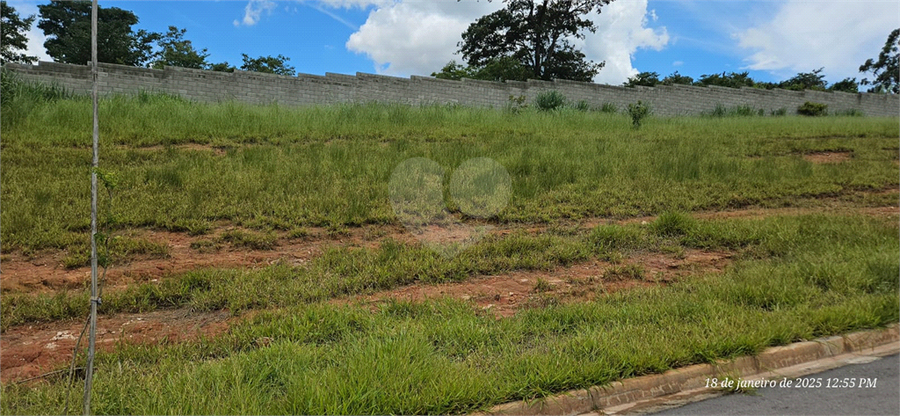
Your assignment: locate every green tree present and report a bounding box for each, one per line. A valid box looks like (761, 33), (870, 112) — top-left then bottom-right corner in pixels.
(432, 60), (477, 80)
(240, 54), (295, 76)
(828, 77), (859, 93)
(695, 71), (755, 88)
(208, 61), (235, 72)
(150, 26), (209, 69)
(859, 28), (899, 93)
(661, 71), (693, 85)
(778, 68), (827, 91)
(457, 0), (613, 82)
(623, 71), (660, 87)
(37, 0), (158, 66)
(1, 1), (37, 64)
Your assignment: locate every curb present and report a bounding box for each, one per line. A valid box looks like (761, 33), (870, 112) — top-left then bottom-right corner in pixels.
(479, 324), (899, 416)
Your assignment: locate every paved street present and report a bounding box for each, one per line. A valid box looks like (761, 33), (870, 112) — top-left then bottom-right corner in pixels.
(654, 354), (899, 416)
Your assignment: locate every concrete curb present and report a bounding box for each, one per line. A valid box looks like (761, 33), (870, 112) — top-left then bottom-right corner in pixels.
(479, 324), (899, 416)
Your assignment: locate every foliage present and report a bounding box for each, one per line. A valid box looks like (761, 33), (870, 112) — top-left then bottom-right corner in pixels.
(797, 101), (828, 116)
(623, 71), (660, 87)
(37, 0), (158, 66)
(662, 71), (694, 85)
(859, 28), (899, 94)
(150, 26), (209, 70)
(1, 1), (37, 64)
(695, 71), (755, 88)
(626, 100), (650, 128)
(828, 77), (859, 93)
(240, 53), (296, 76)
(534, 90), (566, 111)
(208, 62), (235, 72)
(778, 68), (827, 91)
(432, 60), (476, 80)
(433, 57), (531, 82)
(457, 0), (613, 82)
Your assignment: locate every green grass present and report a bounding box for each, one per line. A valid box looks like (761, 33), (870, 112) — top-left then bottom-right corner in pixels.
(1, 91), (897, 252)
(2, 214), (897, 415)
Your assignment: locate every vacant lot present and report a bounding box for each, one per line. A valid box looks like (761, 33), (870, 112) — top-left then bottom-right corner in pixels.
(1, 83), (898, 414)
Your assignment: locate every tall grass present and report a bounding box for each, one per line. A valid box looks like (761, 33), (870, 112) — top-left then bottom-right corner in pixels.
(2, 89), (897, 252)
(2, 214), (897, 415)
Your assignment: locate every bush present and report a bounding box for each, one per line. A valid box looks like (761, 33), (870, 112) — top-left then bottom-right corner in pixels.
(797, 101), (828, 116)
(572, 100), (590, 112)
(771, 107), (787, 116)
(834, 108), (864, 117)
(534, 90), (566, 111)
(600, 102), (617, 113)
(626, 100), (651, 128)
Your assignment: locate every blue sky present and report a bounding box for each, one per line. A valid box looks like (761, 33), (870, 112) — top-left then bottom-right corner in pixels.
(10, 0), (900, 87)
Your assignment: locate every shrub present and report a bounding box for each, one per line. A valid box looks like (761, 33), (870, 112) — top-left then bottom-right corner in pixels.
(572, 100), (590, 112)
(626, 100), (651, 128)
(771, 107), (787, 116)
(834, 108), (864, 117)
(534, 90), (566, 111)
(506, 94), (528, 114)
(797, 101), (828, 116)
(600, 102), (617, 113)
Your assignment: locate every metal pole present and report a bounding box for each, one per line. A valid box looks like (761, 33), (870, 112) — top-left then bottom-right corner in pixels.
(84, 0), (100, 414)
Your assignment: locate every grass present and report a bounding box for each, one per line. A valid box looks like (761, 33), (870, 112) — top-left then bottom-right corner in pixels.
(2, 89), (898, 252)
(1, 81), (898, 414)
(2, 214), (897, 415)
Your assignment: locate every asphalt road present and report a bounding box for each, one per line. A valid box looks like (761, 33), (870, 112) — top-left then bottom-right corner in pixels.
(654, 354), (900, 416)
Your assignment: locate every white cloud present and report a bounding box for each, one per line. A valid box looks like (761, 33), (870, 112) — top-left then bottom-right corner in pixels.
(6, 1), (51, 63)
(346, 0), (501, 76)
(345, 0), (668, 84)
(736, 0), (899, 81)
(581, 0), (669, 84)
(236, 0), (277, 27)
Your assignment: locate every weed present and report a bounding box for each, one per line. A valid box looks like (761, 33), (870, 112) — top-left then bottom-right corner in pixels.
(798, 101), (828, 116)
(604, 264), (646, 281)
(600, 102), (618, 113)
(626, 100), (651, 128)
(534, 90), (566, 111)
(218, 230), (277, 250)
(533, 278), (553, 293)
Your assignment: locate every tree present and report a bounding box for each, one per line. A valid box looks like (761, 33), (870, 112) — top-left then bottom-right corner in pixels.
(150, 26), (208, 69)
(662, 71), (693, 85)
(240, 54), (295, 76)
(778, 68), (827, 91)
(695, 71), (755, 88)
(457, 0), (613, 82)
(432, 56), (530, 81)
(208, 61), (235, 72)
(859, 28), (899, 93)
(1, 1), (37, 64)
(38, 0), (158, 66)
(828, 77), (859, 93)
(623, 71), (660, 87)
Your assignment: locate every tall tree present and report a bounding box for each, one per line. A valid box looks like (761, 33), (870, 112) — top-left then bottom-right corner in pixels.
(457, 0), (613, 82)
(623, 71), (660, 87)
(778, 68), (827, 91)
(240, 54), (295, 76)
(859, 28), (899, 94)
(37, 0), (158, 66)
(150, 26), (209, 69)
(1, 1), (37, 64)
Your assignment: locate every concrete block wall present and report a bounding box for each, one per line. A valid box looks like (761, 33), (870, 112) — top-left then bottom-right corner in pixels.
(4, 61), (898, 117)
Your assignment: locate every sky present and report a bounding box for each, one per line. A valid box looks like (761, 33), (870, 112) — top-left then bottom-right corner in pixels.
(8, 0), (900, 87)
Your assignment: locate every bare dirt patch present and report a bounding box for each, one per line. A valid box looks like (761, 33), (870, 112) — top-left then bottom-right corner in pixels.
(340, 249), (732, 318)
(802, 150), (852, 164)
(0, 308), (232, 384)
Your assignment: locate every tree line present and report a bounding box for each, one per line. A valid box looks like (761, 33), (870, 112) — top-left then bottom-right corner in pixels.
(1, 0), (295, 75)
(2, 1), (897, 93)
